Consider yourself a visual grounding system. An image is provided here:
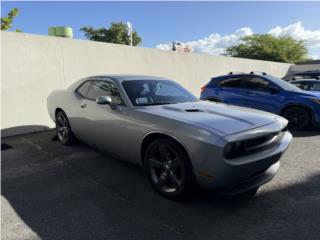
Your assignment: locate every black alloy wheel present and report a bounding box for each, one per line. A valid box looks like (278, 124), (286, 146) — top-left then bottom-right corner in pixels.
(144, 138), (192, 200)
(282, 107), (311, 131)
(55, 111), (76, 145)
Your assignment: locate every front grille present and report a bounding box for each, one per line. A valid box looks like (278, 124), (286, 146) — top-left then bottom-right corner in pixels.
(244, 133), (277, 151)
(225, 128), (286, 159)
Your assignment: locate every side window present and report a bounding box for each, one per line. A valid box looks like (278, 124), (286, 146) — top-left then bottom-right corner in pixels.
(87, 81), (123, 105)
(242, 77), (270, 92)
(76, 81), (92, 98)
(219, 78), (242, 88)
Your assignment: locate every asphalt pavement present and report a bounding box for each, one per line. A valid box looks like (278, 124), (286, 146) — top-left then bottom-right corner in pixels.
(1, 129), (320, 240)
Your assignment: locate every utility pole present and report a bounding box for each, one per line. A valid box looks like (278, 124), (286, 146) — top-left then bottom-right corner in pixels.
(127, 21), (133, 46)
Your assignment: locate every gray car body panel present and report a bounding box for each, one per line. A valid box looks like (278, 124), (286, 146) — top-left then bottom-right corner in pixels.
(47, 75), (292, 193)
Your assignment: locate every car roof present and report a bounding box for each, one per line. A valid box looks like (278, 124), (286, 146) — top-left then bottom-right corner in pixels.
(291, 79), (320, 83)
(86, 74), (170, 82)
(211, 73), (270, 80)
(287, 71), (320, 76)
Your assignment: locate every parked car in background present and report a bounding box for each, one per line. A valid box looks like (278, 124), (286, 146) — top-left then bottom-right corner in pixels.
(47, 75), (292, 200)
(200, 72), (320, 130)
(290, 79), (320, 92)
(283, 70), (320, 81)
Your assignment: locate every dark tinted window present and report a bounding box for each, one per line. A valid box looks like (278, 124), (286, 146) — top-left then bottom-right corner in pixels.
(242, 77), (271, 92)
(219, 78), (242, 88)
(87, 81), (123, 104)
(76, 81), (92, 98)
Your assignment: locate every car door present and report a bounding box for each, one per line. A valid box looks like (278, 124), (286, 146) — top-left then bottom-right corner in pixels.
(217, 76), (247, 107)
(70, 80), (94, 140)
(240, 76), (282, 113)
(76, 80), (128, 157)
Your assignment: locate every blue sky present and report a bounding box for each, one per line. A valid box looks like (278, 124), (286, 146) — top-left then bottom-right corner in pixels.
(2, 1), (320, 58)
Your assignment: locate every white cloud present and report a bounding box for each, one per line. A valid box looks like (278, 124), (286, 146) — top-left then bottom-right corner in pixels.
(156, 22), (320, 58)
(269, 22), (320, 49)
(157, 27), (253, 55)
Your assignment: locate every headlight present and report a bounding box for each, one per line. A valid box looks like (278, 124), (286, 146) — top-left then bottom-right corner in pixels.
(310, 98), (320, 104)
(224, 142), (234, 157)
(224, 141), (243, 158)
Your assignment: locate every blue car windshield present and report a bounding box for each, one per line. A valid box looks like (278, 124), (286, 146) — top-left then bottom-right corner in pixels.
(267, 76), (303, 92)
(122, 80), (197, 106)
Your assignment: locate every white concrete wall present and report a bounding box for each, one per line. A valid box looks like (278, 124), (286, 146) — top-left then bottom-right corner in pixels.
(1, 32), (292, 133)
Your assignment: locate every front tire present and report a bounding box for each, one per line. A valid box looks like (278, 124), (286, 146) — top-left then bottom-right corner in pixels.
(144, 138), (193, 200)
(282, 106), (311, 130)
(55, 110), (76, 145)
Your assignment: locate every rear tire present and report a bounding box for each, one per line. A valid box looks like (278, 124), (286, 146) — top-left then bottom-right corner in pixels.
(143, 138), (193, 200)
(55, 110), (76, 145)
(282, 106), (311, 130)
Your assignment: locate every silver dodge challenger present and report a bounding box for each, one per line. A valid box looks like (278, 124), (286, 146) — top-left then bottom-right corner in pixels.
(47, 75), (292, 199)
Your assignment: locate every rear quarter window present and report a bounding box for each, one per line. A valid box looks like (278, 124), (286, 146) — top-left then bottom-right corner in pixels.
(76, 81), (92, 98)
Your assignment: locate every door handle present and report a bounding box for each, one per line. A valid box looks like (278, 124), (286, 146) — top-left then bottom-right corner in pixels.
(81, 103), (87, 108)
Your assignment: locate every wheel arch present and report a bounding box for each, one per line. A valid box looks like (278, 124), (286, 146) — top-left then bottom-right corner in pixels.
(280, 103), (314, 121)
(54, 108), (64, 121)
(140, 132), (191, 165)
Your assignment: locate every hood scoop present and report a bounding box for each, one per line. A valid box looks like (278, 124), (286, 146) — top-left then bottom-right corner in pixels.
(185, 109), (203, 112)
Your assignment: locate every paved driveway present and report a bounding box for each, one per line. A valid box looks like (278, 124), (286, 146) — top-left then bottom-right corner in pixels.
(1, 130), (320, 240)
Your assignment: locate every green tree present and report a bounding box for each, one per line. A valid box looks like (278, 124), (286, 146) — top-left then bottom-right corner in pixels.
(1, 8), (20, 31)
(226, 34), (308, 63)
(80, 22), (142, 46)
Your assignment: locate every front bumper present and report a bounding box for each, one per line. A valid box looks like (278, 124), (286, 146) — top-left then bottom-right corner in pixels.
(218, 161), (280, 195)
(192, 121), (292, 193)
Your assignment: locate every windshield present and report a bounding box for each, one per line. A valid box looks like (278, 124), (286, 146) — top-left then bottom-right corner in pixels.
(122, 80), (197, 106)
(311, 82), (320, 91)
(267, 75), (303, 92)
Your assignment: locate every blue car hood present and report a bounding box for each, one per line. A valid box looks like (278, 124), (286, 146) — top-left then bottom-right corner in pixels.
(292, 91), (320, 98)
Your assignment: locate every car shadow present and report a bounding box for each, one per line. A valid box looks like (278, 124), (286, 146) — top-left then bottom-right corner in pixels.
(1, 131), (319, 240)
(1, 125), (51, 138)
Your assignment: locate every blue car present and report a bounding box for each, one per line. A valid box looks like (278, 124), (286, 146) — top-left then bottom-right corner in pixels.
(200, 72), (320, 130)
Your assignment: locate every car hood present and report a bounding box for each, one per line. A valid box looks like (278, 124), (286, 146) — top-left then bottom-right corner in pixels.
(137, 101), (281, 135)
(290, 90), (320, 98)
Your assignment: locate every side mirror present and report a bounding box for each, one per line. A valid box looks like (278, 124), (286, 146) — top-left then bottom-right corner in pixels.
(96, 96), (112, 105)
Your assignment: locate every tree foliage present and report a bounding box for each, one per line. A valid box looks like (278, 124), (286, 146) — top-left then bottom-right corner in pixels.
(80, 22), (142, 46)
(226, 34), (308, 63)
(1, 8), (20, 31)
